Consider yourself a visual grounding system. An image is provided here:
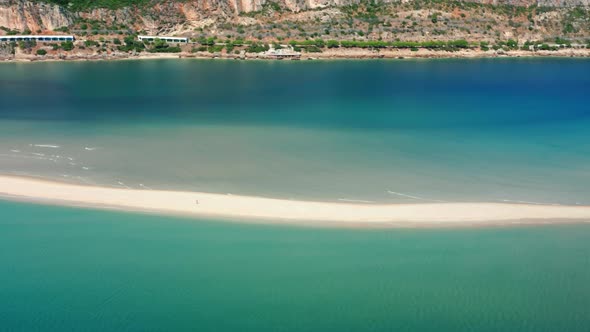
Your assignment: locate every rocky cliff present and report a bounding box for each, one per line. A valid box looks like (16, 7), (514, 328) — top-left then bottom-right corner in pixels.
(0, 0), (72, 31)
(0, 0), (588, 33)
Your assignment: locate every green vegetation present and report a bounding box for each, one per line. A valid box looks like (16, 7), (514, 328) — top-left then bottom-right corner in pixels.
(208, 45), (224, 53)
(246, 42), (269, 53)
(117, 36), (145, 52)
(0, 26), (20, 35)
(554, 37), (572, 47)
(32, 0), (155, 10)
(327, 40), (340, 48)
(225, 42), (235, 53)
(191, 46), (207, 52)
(84, 40), (99, 47)
(289, 39), (470, 51)
(197, 37), (216, 46)
(60, 41), (74, 51)
(561, 7), (588, 34)
(18, 40), (36, 50)
(148, 38), (181, 53)
(36, 49), (47, 56)
(536, 43), (559, 51)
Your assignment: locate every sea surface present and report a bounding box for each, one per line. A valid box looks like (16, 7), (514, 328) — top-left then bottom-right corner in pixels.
(1, 59), (590, 331)
(1, 200), (590, 332)
(1, 59), (589, 204)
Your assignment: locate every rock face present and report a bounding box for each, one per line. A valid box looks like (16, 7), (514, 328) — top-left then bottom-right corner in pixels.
(537, 0), (589, 6)
(0, 0), (72, 31)
(467, 0), (588, 6)
(0, 0), (588, 32)
(0, 41), (14, 57)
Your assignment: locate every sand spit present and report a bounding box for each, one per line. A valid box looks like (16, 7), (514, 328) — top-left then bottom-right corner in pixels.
(1, 175), (590, 227)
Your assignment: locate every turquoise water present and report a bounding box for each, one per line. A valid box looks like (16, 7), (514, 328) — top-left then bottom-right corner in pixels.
(1, 60), (590, 331)
(1, 59), (589, 204)
(1, 200), (590, 331)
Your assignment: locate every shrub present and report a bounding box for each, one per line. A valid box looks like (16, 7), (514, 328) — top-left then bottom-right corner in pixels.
(191, 46), (207, 52)
(117, 36), (145, 52)
(304, 45), (322, 53)
(18, 40), (36, 50)
(208, 45), (224, 53)
(506, 39), (518, 50)
(61, 41), (74, 51)
(148, 39), (181, 53)
(246, 42), (269, 53)
(84, 40), (99, 47)
(36, 49), (47, 56)
(327, 40), (340, 48)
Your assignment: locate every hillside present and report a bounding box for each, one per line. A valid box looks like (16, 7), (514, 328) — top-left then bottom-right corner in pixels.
(0, 0), (589, 61)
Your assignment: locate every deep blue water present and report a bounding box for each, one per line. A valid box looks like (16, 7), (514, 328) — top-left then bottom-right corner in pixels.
(1, 58), (589, 203)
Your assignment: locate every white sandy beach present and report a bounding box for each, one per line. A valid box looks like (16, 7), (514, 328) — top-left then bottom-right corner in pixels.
(1, 175), (590, 226)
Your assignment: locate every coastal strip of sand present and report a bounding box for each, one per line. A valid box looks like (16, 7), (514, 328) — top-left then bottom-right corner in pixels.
(1, 175), (589, 227)
(2, 47), (590, 64)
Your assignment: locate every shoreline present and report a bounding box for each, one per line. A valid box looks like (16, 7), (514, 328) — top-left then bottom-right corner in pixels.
(2, 48), (590, 63)
(1, 175), (590, 227)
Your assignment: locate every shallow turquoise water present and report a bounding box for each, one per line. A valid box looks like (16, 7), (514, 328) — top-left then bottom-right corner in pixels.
(1, 59), (589, 204)
(1, 60), (590, 330)
(0, 200), (589, 331)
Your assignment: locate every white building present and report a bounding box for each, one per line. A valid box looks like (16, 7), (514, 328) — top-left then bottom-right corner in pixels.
(138, 36), (188, 43)
(0, 35), (74, 42)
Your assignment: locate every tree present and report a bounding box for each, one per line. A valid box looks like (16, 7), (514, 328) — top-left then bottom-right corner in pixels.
(61, 41), (74, 51)
(506, 39), (518, 49)
(153, 38), (168, 49)
(327, 40), (340, 48)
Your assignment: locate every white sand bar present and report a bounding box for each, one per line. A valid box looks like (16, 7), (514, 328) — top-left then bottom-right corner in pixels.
(1, 175), (590, 226)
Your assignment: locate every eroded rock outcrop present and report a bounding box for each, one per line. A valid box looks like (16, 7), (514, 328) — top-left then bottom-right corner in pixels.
(0, 0), (72, 31)
(0, 0), (588, 32)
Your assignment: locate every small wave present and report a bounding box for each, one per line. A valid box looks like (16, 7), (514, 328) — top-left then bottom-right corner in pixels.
(32, 144), (60, 149)
(31, 152), (45, 157)
(82, 166), (90, 170)
(10, 149), (20, 153)
(338, 198), (374, 203)
(387, 190), (447, 202)
(8, 171), (38, 177)
(117, 181), (130, 189)
(84, 147), (98, 151)
(139, 183), (153, 190)
(500, 199), (561, 206)
(0, 153), (45, 160)
(76, 176), (95, 185)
